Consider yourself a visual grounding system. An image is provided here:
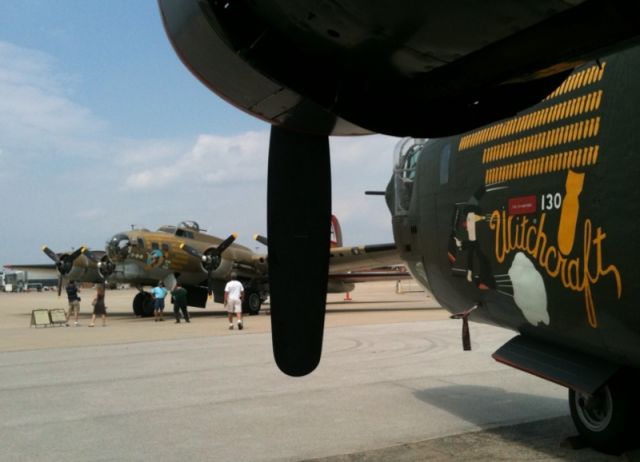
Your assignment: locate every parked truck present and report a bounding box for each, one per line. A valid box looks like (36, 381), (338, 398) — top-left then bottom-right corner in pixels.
(0, 270), (27, 292)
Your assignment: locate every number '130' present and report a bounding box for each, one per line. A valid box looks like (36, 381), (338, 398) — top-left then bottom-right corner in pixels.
(541, 193), (562, 210)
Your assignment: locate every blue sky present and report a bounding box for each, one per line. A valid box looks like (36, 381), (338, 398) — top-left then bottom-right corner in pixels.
(0, 1), (399, 266)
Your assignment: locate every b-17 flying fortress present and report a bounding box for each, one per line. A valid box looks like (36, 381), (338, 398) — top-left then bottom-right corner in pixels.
(7, 216), (407, 317)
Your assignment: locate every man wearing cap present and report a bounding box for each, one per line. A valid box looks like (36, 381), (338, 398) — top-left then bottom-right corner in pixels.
(224, 272), (244, 330)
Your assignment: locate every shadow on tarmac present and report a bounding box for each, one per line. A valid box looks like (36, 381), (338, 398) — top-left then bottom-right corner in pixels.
(303, 386), (626, 461)
(410, 385), (627, 461)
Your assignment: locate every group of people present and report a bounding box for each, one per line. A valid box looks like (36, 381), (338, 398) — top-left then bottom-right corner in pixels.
(64, 272), (246, 329)
(64, 280), (107, 327)
(151, 281), (190, 323)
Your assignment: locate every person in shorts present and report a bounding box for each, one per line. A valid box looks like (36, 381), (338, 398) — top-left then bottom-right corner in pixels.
(152, 281), (168, 322)
(65, 280), (81, 326)
(224, 272), (244, 330)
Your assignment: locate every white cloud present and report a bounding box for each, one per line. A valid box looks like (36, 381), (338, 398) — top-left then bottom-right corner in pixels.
(0, 41), (106, 161)
(329, 135), (399, 243)
(122, 131), (269, 190)
(0, 39), (403, 264)
(115, 139), (189, 167)
(115, 131), (400, 246)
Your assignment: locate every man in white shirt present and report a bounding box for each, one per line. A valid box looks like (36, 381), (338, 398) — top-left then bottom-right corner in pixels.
(224, 272), (244, 330)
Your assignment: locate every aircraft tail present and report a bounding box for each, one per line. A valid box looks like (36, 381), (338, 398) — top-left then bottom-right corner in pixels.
(330, 215), (343, 248)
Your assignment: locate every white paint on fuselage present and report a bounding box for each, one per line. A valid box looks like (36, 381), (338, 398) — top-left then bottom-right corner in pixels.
(508, 252), (549, 325)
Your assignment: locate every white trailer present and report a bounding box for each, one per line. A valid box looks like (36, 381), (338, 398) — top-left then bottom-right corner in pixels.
(1, 271), (27, 292)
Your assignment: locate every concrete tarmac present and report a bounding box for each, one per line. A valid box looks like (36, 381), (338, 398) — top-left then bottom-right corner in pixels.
(0, 282), (624, 461)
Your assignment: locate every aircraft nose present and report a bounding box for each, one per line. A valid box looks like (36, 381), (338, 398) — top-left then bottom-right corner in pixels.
(106, 233), (131, 261)
(384, 177), (395, 216)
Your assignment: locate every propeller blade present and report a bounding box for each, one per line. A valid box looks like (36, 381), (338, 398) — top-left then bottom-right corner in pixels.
(268, 125), (331, 377)
(69, 246), (86, 262)
(215, 233), (238, 255)
(207, 274), (215, 296)
(57, 275), (63, 297)
(42, 246), (61, 265)
(179, 243), (202, 259)
(253, 234), (268, 247)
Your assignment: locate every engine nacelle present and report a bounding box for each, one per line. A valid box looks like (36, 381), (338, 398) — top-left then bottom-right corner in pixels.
(97, 255), (115, 280)
(65, 254), (102, 282)
(200, 247), (235, 280)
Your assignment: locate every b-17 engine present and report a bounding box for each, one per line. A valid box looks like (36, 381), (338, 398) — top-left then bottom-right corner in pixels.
(96, 255), (116, 280)
(180, 233), (238, 295)
(199, 247), (234, 280)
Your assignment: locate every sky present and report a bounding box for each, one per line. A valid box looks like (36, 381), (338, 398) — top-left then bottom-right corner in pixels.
(0, 1), (400, 266)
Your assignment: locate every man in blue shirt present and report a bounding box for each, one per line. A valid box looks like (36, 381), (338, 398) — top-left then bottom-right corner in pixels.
(152, 281), (168, 322)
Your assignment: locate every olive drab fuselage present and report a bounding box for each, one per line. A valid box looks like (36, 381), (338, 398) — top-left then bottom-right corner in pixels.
(390, 46), (640, 368)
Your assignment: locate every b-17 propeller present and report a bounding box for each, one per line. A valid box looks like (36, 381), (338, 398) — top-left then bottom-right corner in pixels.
(253, 234), (268, 247)
(180, 233), (238, 295)
(41, 245), (87, 296)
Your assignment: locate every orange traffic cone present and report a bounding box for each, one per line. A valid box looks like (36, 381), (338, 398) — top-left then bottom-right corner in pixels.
(344, 292), (352, 301)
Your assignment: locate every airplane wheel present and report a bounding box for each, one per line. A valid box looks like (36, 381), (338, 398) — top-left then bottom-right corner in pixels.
(243, 291), (262, 315)
(133, 292), (154, 317)
(569, 373), (637, 454)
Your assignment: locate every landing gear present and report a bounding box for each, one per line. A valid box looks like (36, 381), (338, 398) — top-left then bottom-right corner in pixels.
(132, 292), (154, 317)
(243, 290), (262, 315)
(569, 372), (637, 454)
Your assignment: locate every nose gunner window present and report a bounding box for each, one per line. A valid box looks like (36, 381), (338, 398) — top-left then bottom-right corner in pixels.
(394, 138), (426, 215)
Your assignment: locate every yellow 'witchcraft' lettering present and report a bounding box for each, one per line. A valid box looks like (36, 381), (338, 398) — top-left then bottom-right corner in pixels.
(489, 210), (622, 327)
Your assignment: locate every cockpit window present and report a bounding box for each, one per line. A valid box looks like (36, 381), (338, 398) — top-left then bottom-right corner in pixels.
(107, 233), (131, 260)
(394, 138), (426, 215)
(178, 221), (200, 232)
(176, 229), (194, 239)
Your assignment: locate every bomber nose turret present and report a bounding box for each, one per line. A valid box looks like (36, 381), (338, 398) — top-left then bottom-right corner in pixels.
(106, 233), (131, 261)
(391, 137), (426, 218)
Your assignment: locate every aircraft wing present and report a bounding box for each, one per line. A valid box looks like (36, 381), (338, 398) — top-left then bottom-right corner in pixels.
(328, 268), (411, 284)
(253, 233), (402, 274)
(4, 264), (57, 272)
(328, 243), (402, 273)
(159, 0), (640, 139)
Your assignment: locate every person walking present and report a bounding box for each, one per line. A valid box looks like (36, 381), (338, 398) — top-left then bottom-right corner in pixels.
(65, 280), (81, 326)
(171, 283), (190, 323)
(88, 284), (107, 327)
(152, 281), (168, 322)
(224, 272), (244, 330)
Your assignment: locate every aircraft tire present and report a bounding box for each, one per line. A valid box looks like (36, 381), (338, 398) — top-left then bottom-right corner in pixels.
(569, 372), (638, 454)
(133, 292), (154, 317)
(243, 290), (261, 315)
